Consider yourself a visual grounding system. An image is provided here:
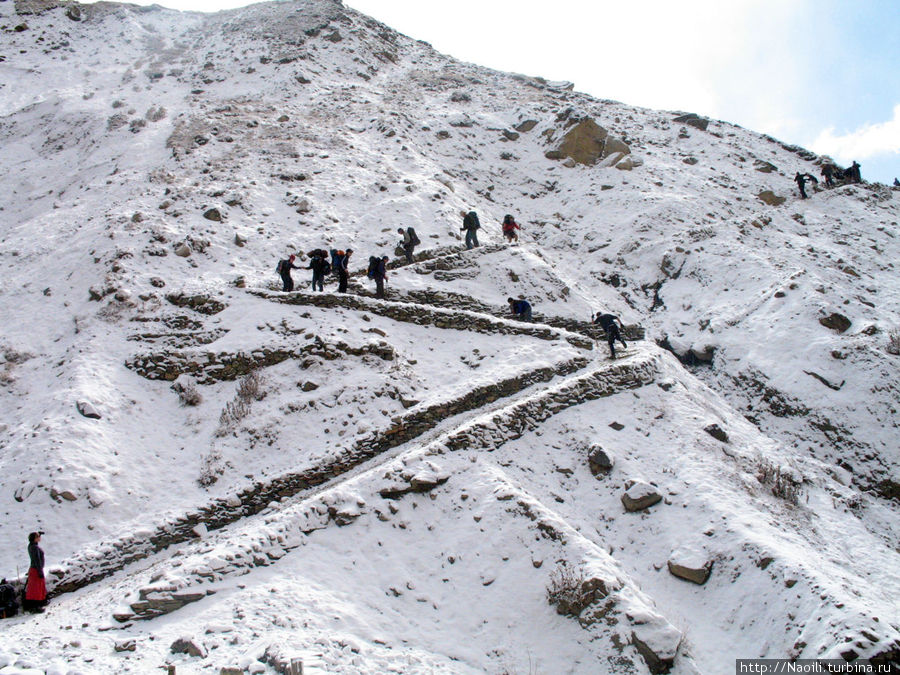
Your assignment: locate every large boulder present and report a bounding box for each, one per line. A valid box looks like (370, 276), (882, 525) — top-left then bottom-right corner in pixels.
(628, 606), (682, 674)
(819, 312), (851, 333)
(588, 445), (614, 476)
(604, 135), (631, 157)
(547, 118), (608, 165)
(673, 113), (709, 131)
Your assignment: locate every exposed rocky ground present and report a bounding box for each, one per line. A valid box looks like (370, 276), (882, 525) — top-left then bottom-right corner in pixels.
(0, 0), (898, 673)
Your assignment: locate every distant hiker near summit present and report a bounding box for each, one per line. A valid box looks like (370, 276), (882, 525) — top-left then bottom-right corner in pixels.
(821, 163), (836, 188)
(462, 210), (481, 249)
(277, 254), (300, 292)
(593, 312), (628, 359)
(502, 214), (521, 242)
(508, 297), (532, 322)
(849, 161), (862, 183)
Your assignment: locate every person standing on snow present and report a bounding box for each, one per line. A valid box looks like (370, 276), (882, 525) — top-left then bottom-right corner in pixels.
(309, 250), (330, 292)
(794, 172), (809, 199)
(461, 210), (481, 249)
(23, 531), (47, 613)
(502, 214), (521, 243)
(398, 227), (420, 264)
(277, 254), (300, 292)
(507, 297), (532, 322)
(337, 248), (352, 294)
(369, 255), (389, 299)
(593, 312), (628, 359)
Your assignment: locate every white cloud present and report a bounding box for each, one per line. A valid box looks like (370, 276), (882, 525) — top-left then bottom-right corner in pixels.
(812, 104), (900, 161)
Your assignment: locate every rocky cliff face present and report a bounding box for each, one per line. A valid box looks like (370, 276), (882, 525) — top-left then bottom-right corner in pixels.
(0, 0), (898, 672)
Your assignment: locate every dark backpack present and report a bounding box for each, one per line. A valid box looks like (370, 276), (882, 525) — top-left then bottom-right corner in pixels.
(407, 227), (420, 246)
(0, 582), (17, 618)
(276, 259), (284, 274)
(367, 256), (379, 279)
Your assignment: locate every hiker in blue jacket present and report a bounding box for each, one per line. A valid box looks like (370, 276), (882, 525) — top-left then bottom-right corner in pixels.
(593, 312), (628, 359)
(508, 297), (532, 322)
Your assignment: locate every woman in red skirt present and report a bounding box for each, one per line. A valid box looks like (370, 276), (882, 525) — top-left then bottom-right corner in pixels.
(24, 531), (47, 613)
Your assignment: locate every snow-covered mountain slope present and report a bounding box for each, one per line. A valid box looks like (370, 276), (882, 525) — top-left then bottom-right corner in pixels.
(0, 0), (898, 672)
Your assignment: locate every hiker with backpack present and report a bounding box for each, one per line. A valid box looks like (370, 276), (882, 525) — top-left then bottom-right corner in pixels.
(308, 249), (330, 292)
(461, 210), (481, 249)
(501, 214), (521, 243)
(507, 297), (532, 322)
(337, 248), (352, 293)
(821, 163), (836, 188)
(368, 255), (389, 299)
(849, 161), (861, 183)
(277, 254), (300, 292)
(398, 227), (420, 264)
(0, 578), (18, 618)
(593, 312), (628, 359)
(23, 531), (47, 613)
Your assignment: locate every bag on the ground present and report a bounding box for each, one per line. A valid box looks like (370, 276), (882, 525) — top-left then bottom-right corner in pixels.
(367, 256), (379, 278)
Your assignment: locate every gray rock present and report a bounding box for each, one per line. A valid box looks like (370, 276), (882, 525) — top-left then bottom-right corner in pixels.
(234, 233), (247, 247)
(604, 135), (631, 157)
(114, 639), (136, 652)
(76, 400), (101, 419)
(174, 243), (192, 257)
(588, 445), (614, 476)
(502, 129), (519, 141)
(170, 636), (207, 658)
(819, 312), (851, 333)
(547, 118), (608, 165)
(704, 423), (728, 443)
(203, 208), (222, 222)
(673, 113), (709, 131)
(621, 481), (662, 512)
(754, 159), (778, 173)
(515, 120), (538, 132)
(668, 557), (713, 585)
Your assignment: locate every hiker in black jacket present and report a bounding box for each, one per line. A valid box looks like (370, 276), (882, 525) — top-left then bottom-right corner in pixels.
(337, 249), (352, 293)
(309, 252), (330, 292)
(398, 227), (420, 264)
(371, 255), (389, 299)
(461, 211), (480, 249)
(593, 312), (628, 359)
(278, 254), (300, 292)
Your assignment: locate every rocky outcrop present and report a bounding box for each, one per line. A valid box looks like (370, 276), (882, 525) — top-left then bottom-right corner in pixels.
(545, 118), (608, 165)
(673, 113), (709, 131)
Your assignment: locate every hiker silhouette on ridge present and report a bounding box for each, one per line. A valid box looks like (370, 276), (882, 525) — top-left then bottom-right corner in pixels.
(593, 312), (628, 359)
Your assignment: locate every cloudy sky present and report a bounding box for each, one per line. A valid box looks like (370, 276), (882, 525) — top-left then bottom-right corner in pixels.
(102, 0), (900, 183)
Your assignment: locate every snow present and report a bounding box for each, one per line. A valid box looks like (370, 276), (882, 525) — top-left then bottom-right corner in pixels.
(0, 0), (898, 672)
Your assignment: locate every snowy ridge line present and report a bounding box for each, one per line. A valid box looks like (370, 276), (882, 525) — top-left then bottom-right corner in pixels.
(45, 353), (595, 597)
(102, 349), (661, 625)
(256, 289), (596, 349)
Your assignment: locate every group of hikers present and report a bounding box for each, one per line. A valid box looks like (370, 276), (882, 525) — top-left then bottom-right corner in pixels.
(0, 531), (48, 619)
(276, 210), (629, 359)
(794, 160), (862, 199)
(277, 212), (525, 298)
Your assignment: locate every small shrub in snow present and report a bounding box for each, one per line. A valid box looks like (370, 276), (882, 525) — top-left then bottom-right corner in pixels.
(546, 561), (591, 616)
(198, 448), (223, 487)
(237, 369), (267, 403)
(756, 460), (803, 505)
(215, 398), (250, 437)
(887, 329), (900, 356)
(173, 380), (202, 407)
